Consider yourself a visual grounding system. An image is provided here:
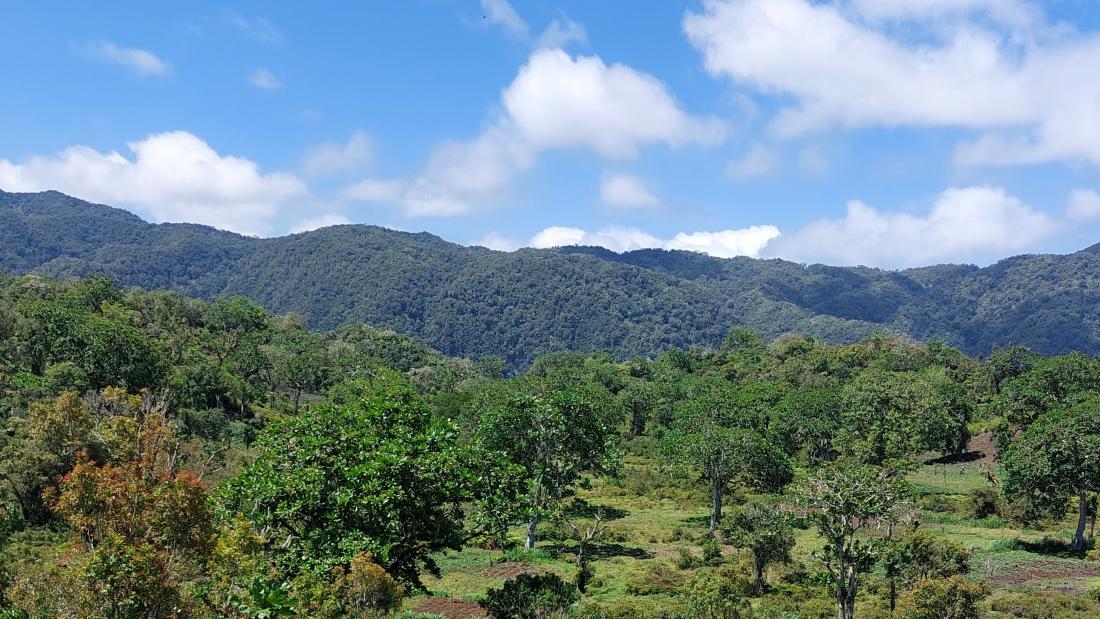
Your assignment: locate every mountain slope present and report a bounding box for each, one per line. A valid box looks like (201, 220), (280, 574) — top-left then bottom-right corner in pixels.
(3, 190), (1099, 366)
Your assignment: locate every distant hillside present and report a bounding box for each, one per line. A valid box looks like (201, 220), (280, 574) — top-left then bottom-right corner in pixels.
(3, 190), (1099, 367)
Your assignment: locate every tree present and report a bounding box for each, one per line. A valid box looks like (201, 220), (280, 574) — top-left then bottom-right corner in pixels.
(558, 501), (620, 594)
(881, 528), (970, 610)
(795, 463), (910, 619)
(1001, 403), (1100, 552)
(51, 454), (212, 618)
(268, 322), (331, 413)
(772, 386), (842, 463)
(216, 386), (513, 588)
(664, 419), (792, 534)
(474, 383), (619, 550)
(720, 499), (794, 594)
(618, 379), (657, 437)
(838, 368), (970, 463)
(997, 353), (1100, 427)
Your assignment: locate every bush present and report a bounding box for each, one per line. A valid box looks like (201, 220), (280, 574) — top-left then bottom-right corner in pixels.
(687, 567), (753, 619)
(331, 552), (405, 616)
(895, 577), (987, 619)
(625, 562), (687, 596)
(674, 546), (700, 570)
(701, 538), (723, 565)
(968, 486), (1000, 519)
(480, 573), (578, 619)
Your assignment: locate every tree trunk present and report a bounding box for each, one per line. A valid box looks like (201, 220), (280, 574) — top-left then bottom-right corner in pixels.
(752, 553), (766, 595)
(1073, 492), (1089, 553)
(575, 544), (589, 593)
(709, 480), (723, 534)
(525, 516), (539, 550)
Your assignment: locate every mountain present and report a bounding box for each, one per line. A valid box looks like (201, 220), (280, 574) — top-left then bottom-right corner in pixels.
(3, 190), (1099, 367)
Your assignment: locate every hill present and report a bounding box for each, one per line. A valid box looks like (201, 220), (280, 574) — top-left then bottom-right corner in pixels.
(3, 189), (1099, 367)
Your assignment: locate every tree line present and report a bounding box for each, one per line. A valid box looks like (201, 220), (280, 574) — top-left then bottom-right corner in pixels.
(1, 275), (1098, 618)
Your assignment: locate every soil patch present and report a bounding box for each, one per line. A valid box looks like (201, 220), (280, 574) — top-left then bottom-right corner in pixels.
(988, 559), (1100, 588)
(414, 597), (488, 618)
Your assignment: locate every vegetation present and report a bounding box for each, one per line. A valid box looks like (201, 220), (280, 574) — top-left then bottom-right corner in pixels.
(7, 190), (1100, 370)
(4, 273), (1100, 617)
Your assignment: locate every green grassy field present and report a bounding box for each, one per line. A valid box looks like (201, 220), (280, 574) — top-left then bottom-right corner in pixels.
(408, 435), (1100, 618)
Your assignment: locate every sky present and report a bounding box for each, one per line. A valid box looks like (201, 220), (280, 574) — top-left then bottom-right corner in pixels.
(1, 0), (1100, 269)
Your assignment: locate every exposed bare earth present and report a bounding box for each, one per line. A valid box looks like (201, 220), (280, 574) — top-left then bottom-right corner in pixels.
(413, 597), (488, 618)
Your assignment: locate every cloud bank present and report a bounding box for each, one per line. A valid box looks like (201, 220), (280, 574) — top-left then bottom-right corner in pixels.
(0, 131), (306, 236)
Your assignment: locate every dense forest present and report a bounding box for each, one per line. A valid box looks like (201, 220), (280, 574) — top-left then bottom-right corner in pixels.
(4, 190), (1100, 368)
(3, 275), (1100, 618)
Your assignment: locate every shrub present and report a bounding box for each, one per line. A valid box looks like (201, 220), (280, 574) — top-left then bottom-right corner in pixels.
(480, 573), (578, 619)
(968, 487), (1000, 519)
(701, 538), (723, 565)
(331, 552), (405, 616)
(895, 577), (987, 619)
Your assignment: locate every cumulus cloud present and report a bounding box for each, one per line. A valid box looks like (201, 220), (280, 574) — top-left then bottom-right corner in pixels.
(485, 224), (780, 258)
(0, 131), (306, 236)
(304, 132), (374, 176)
(84, 41), (170, 76)
(683, 0), (1100, 166)
(726, 143), (777, 178)
(248, 68), (282, 90)
(289, 213), (350, 234)
(349, 49), (723, 216)
(1067, 190), (1100, 222)
(470, 232), (521, 252)
(763, 186), (1058, 267)
(600, 174), (659, 209)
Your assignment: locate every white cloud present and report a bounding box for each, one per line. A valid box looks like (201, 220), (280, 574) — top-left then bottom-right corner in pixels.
(230, 15), (282, 45)
(600, 174), (659, 209)
(726, 143), (777, 178)
(304, 132), (374, 176)
(0, 131), (306, 236)
(1067, 189), (1100, 221)
(683, 0), (1100, 166)
(526, 224), (779, 258)
(289, 214), (350, 234)
(503, 49), (724, 159)
(848, 0), (1039, 27)
(85, 41), (170, 76)
(666, 227), (782, 257)
(763, 186), (1058, 267)
(248, 68), (282, 90)
(536, 18), (587, 49)
(351, 48), (723, 216)
(471, 232), (521, 252)
(480, 0), (586, 49)
(480, 0), (529, 38)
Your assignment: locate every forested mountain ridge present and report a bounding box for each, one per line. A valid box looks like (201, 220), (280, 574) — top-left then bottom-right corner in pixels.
(3, 189), (1100, 366)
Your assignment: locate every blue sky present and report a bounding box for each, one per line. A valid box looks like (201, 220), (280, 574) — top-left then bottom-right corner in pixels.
(1, 0), (1099, 268)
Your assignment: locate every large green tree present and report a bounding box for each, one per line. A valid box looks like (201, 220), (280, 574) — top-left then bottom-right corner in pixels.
(1001, 402), (1100, 553)
(474, 382), (620, 549)
(216, 385), (515, 587)
(663, 408), (792, 533)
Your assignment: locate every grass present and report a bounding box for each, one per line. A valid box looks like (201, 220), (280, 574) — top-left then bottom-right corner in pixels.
(405, 442), (1100, 617)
